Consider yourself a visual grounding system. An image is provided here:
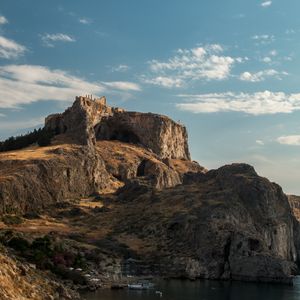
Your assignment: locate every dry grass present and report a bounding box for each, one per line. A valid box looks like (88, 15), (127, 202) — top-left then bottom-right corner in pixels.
(0, 144), (77, 161)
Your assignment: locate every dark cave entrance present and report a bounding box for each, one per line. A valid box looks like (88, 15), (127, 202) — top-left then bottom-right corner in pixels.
(137, 159), (147, 176)
(109, 129), (141, 144)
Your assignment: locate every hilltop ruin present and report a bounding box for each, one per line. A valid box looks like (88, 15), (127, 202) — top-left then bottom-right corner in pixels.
(45, 95), (190, 160)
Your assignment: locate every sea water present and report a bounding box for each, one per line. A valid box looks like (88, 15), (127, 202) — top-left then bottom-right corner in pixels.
(81, 277), (300, 300)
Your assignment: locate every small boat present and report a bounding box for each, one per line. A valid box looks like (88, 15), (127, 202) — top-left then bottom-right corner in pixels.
(128, 282), (154, 290)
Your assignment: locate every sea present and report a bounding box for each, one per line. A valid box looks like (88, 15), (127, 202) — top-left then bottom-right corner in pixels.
(81, 277), (300, 300)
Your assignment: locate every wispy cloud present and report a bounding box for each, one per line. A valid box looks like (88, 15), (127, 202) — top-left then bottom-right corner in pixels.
(261, 1), (272, 7)
(240, 69), (288, 82)
(144, 44), (239, 88)
(111, 64), (130, 72)
(41, 33), (76, 47)
(142, 76), (184, 88)
(0, 16), (8, 25)
(252, 34), (275, 45)
(0, 36), (27, 59)
(256, 140), (265, 146)
(261, 57), (272, 63)
(0, 64), (141, 108)
(286, 29), (296, 35)
(176, 91), (300, 115)
(102, 81), (141, 91)
(277, 135), (300, 146)
(79, 18), (92, 25)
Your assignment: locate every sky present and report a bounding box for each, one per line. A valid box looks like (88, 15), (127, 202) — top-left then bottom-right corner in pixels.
(0, 0), (300, 194)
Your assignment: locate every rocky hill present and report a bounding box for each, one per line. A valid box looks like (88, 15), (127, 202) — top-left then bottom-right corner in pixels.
(0, 95), (299, 298)
(45, 95), (190, 159)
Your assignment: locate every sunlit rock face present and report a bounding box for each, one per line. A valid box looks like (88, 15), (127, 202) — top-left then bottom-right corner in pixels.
(46, 95), (190, 160)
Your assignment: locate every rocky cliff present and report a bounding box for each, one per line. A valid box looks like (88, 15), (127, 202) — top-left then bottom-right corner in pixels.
(95, 112), (190, 160)
(45, 95), (190, 159)
(0, 95), (299, 296)
(111, 164), (298, 283)
(0, 96), (200, 214)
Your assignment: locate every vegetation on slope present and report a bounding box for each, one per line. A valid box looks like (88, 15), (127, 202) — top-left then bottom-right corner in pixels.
(0, 128), (55, 152)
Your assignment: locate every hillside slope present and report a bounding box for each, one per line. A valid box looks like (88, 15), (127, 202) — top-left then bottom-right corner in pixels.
(0, 95), (299, 298)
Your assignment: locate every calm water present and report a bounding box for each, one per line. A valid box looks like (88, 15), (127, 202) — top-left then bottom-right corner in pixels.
(81, 277), (300, 300)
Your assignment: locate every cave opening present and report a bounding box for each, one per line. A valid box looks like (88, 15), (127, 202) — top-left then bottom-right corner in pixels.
(109, 129), (141, 144)
(137, 159), (147, 176)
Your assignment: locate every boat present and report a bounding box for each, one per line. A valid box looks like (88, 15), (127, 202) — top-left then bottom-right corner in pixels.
(128, 281), (154, 290)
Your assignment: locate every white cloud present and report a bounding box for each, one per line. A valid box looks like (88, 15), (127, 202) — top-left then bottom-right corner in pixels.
(262, 57), (272, 63)
(256, 140), (265, 146)
(102, 81), (141, 91)
(261, 1), (272, 7)
(176, 91), (300, 115)
(252, 34), (272, 40)
(111, 64), (130, 72)
(145, 44), (237, 88)
(142, 76), (184, 88)
(41, 33), (76, 47)
(0, 16), (8, 25)
(79, 18), (92, 25)
(240, 69), (287, 82)
(252, 34), (275, 45)
(277, 135), (300, 146)
(0, 64), (141, 108)
(0, 36), (26, 59)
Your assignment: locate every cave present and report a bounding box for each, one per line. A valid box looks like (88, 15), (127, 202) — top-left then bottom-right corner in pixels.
(109, 129), (141, 144)
(137, 159), (147, 176)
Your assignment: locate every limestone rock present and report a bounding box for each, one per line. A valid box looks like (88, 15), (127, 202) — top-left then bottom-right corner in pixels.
(96, 111), (190, 160)
(45, 96), (190, 160)
(114, 163), (299, 283)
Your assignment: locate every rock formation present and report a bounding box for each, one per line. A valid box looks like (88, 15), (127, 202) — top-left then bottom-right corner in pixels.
(110, 164), (299, 283)
(0, 93), (203, 214)
(45, 95), (190, 159)
(0, 95), (299, 291)
(95, 112), (190, 160)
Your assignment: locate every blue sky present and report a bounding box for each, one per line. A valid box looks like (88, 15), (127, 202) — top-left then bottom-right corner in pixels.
(1, 0), (300, 194)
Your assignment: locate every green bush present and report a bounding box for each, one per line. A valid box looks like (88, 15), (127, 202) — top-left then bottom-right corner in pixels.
(2, 215), (23, 225)
(7, 236), (30, 252)
(0, 128), (55, 152)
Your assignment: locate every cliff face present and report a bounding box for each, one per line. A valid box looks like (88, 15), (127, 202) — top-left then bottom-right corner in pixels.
(113, 164), (298, 283)
(0, 140), (202, 214)
(0, 145), (111, 214)
(45, 96), (113, 148)
(0, 95), (299, 289)
(96, 112), (190, 160)
(45, 96), (190, 160)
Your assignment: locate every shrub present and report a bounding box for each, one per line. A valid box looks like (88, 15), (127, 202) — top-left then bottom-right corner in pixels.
(0, 128), (55, 152)
(2, 215), (23, 225)
(7, 236), (30, 252)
